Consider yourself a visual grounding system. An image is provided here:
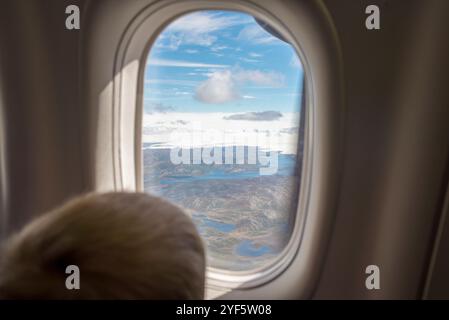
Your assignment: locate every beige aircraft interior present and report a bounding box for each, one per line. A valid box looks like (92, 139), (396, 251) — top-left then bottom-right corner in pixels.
(0, 0), (448, 301)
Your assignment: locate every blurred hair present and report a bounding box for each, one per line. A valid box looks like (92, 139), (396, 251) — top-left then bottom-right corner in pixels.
(0, 192), (205, 299)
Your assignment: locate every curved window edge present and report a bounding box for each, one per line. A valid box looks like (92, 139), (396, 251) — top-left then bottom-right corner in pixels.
(89, 0), (345, 299)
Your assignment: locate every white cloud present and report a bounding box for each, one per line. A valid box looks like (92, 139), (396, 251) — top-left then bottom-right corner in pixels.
(195, 70), (238, 104)
(145, 79), (199, 87)
(185, 49), (199, 54)
(175, 91), (191, 96)
(233, 69), (285, 87)
(147, 58), (228, 68)
(239, 57), (259, 63)
(243, 95), (256, 99)
(238, 25), (280, 45)
(194, 68), (285, 104)
(158, 12), (250, 49)
(168, 12), (245, 33)
(154, 34), (183, 50)
(211, 45), (228, 52)
(142, 112), (301, 154)
(249, 52), (262, 58)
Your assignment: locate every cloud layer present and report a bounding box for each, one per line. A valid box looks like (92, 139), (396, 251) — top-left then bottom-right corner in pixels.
(195, 69), (285, 104)
(142, 112), (300, 154)
(156, 11), (251, 50)
(148, 58), (228, 69)
(223, 111), (283, 121)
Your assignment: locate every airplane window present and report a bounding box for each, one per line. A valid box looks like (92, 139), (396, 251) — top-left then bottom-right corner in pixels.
(142, 10), (304, 272)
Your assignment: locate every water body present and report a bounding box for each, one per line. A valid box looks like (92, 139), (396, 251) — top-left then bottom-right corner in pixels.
(159, 153), (297, 185)
(192, 214), (237, 234)
(202, 217), (236, 233)
(145, 147), (291, 260)
(160, 169), (258, 184)
(193, 215), (272, 257)
(236, 240), (273, 257)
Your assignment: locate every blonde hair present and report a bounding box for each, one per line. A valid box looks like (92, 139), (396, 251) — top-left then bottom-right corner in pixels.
(0, 192), (205, 299)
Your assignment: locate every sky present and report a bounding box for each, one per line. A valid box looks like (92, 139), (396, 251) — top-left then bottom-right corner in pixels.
(144, 10), (304, 114)
(143, 10), (304, 154)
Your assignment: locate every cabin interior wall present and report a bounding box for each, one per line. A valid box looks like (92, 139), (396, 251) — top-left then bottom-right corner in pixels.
(315, 0), (449, 299)
(0, 0), (448, 299)
(0, 0), (90, 234)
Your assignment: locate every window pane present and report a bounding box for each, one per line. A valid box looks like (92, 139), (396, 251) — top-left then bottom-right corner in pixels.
(143, 10), (304, 271)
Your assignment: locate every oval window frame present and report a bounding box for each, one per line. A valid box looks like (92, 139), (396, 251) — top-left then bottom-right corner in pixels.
(102, 0), (344, 297)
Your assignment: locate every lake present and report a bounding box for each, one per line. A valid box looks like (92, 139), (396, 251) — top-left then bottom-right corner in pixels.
(159, 153), (297, 185)
(193, 214), (274, 258)
(236, 240), (273, 257)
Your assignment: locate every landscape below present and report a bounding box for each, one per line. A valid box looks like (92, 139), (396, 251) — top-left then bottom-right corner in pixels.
(143, 145), (302, 271)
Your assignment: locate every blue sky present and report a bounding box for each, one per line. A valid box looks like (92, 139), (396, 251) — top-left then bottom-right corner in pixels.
(144, 10), (303, 114)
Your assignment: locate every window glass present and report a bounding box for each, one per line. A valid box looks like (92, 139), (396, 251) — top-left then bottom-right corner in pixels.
(143, 10), (304, 271)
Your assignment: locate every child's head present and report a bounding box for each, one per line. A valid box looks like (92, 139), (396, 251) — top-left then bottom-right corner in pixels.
(0, 192), (205, 299)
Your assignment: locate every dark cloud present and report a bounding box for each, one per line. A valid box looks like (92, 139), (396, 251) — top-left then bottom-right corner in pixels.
(223, 111), (283, 121)
(280, 127), (299, 134)
(147, 103), (176, 113)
